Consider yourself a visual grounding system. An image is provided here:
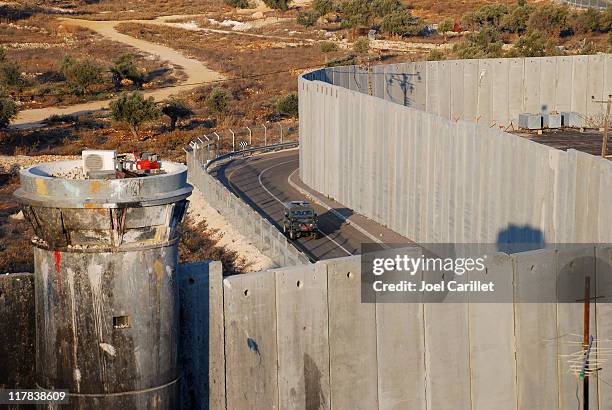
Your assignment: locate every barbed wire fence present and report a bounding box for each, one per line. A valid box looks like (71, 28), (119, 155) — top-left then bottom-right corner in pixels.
(558, 0), (611, 9)
(188, 120), (299, 163)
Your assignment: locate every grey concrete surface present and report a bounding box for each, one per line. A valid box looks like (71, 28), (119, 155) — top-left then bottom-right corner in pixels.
(206, 246), (612, 410)
(300, 55), (612, 245)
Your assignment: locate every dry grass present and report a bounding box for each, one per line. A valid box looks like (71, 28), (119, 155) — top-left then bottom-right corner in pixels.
(116, 22), (343, 119)
(179, 217), (247, 275)
(75, 0), (227, 20)
(1, 14), (181, 109)
(0, 173), (33, 274)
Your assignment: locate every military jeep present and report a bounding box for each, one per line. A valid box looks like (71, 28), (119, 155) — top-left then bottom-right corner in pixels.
(283, 201), (319, 240)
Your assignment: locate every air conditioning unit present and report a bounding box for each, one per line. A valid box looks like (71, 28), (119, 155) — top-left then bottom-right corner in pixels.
(82, 150), (117, 176)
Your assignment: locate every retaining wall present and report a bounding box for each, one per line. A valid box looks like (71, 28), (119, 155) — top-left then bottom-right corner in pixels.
(209, 246), (612, 410)
(300, 55), (612, 244)
(186, 149), (311, 267)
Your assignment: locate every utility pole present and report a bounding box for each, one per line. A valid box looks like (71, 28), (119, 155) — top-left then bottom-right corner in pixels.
(582, 276), (591, 410)
(591, 95), (612, 157)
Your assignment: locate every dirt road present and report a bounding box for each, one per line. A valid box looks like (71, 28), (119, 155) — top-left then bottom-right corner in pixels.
(13, 17), (224, 127)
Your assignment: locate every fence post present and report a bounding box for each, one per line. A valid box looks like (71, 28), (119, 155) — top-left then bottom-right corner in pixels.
(279, 124), (283, 143)
(246, 126), (252, 146)
(263, 124), (268, 146)
(230, 129), (235, 152)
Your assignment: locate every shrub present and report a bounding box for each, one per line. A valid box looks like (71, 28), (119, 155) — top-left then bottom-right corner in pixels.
(45, 114), (77, 124)
(339, 0), (373, 28)
(0, 61), (21, 88)
(0, 92), (17, 128)
(453, 27), (504, 59)
(313, 0), (334, 16)
(353, 36), (370, 54)
(500, 3), (533, 33)
(381, 10), (424, 36)
(507, 30), (554, 57)
(320, 41), (338, 53)
(461, 4), (508, 30)
(60, 56), (103, 95)
(110, 92), (160, 137)
(438, 19), (454, 33)
(326, 55), (356, 67)
(372, 0), (403, 18)
(263, 0), (289, 11)
(427, 49), (446, 61)
(224, 0), (250, 8)
(297, 10), (319, 27)
(111, 54), (143, 89)
(162, 98), (193, 130)
(527, 3), (569, 35)
(275, 93), (299, 117)
(0, 47), (5, 63)
(207, 87), (230, 114)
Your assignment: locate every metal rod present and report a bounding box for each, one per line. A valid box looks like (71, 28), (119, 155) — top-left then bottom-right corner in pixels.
(583, 276), (591, 410)
(246, 126), (252, 146)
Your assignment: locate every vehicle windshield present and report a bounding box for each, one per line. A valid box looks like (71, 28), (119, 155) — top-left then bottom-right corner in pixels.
(290, 209), (314, 218)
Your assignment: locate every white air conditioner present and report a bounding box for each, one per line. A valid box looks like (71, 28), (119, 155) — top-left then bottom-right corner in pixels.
(82, 150), (117, 176)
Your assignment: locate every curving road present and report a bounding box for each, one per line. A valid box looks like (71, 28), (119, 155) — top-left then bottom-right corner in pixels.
(212, 149), (410, 261)
(13, 17), (224, 127)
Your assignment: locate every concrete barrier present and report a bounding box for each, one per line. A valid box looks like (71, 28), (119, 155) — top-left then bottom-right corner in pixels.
(186, 148), (311, 267)
(299, 55), (612, 245)
(206, 246), (612, 409)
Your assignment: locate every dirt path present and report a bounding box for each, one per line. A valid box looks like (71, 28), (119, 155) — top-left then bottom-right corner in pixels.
(13, 17), (224, 127)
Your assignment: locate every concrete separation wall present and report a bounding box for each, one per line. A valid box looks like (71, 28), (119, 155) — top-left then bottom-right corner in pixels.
(299, 54), (612, 244)
(187, 148), (311, 267)
(309, 55), (612, 128)
(208, 246), (612, 409)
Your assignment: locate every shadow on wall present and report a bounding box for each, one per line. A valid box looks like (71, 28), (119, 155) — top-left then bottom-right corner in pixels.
(385, 72), (420, 107)
(317, 208), (353, 236)
(497, 224), (546, 254)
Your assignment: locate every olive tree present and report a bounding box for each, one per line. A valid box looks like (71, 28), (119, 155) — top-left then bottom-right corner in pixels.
(162, 98), (193, 130)
(60, 56), (103, 95)
(0, 91), (18, 128)
(110, 92), (160, 138)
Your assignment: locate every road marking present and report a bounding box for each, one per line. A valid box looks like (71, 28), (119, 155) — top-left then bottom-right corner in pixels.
(288, 168), (389, 248)
(258, 160), (354, 256)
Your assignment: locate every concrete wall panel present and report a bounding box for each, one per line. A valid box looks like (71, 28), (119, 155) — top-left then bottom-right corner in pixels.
(587, 54), (605, 120)
(450, 60), (465, 121)
(540, 57), (557, 114)
(556, 56), (574, 113)
(469, 254), (516, 410)
(524, 58), (542, 113)
(276, 263), (331, 410)
(513, 249), (559, 410)
(223, 272), (279, 410)
(327, 257), (378, 409)
(477, 59), (493, 126)
(571, 55), (589, 118)
(508, 58), (524, 125)
(491, 58), (510, 126)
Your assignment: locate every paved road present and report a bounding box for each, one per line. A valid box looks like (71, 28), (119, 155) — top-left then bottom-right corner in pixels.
(212, 149), (409, 261)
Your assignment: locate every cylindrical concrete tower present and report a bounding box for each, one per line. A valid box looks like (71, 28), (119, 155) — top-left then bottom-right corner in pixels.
(14, 159), (192, 408)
